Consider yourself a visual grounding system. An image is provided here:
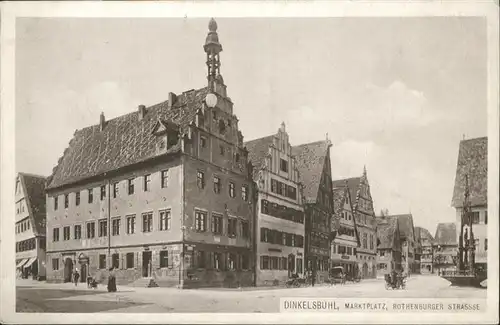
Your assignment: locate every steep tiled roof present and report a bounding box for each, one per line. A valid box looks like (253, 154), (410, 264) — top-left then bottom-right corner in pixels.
(434, 222), (457, 246)
(332, 187), (347, 217)
(19, 173), (47, 236)
(388, 214), (415, 243)
(244, 135), (274, 179)
(332, 177), (360, 208)
(376, 216), (398, 249)
(415, 226), (435, 246)
(451, 137), (487, 208)
(47, 87), (208, 189)
(292, 140), (330, 203)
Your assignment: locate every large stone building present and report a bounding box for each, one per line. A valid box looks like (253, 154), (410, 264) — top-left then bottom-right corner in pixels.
(375, 216), (402, 278)
(244, 123), (305, 286)
(45, 19), (255, 288)
(330, 182), (360, 279)
(451, 137), (487, 273)
(333, 167), (377, 279)
(415, 226), (435, 274)
(15, 172), (47, 280)
(388, 214), (418, 275)
(293, 139), (334, 283)
(433, 222), (458, 274)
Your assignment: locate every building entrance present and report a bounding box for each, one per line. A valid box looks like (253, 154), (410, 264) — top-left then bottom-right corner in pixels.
(142, 251), (152, 277)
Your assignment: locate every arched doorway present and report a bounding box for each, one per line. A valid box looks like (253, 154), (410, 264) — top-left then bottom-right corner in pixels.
(362, 263), (368, 278)
(64, 258), (74, 283)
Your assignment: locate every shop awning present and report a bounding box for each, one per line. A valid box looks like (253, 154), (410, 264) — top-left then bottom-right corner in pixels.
(24, 257), (37, 268)
(16, 259), (28, 268)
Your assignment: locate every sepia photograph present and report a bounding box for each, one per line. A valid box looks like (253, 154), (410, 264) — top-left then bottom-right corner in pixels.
(1, 1), (498, 324)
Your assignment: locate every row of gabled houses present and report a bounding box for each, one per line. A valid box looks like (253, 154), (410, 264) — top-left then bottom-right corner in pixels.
(14, 18), (488, 288)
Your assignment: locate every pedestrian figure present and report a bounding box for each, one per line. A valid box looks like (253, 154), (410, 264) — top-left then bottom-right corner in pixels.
(73, 269), (80, 286)
(311, 269), (316, 287)
(107, 267), (117, 292)
(87, 275), (92, 288)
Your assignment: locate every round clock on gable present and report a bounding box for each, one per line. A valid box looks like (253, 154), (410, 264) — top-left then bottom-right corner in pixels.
(205, 93), (218, 108)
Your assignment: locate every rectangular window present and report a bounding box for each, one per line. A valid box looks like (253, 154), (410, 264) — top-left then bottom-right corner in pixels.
(54, 196), (58, 210)
(64, 194), (69, 208)
(196, 250), (206, 268)
(74, 225), (82, 239)
(227, 253), (237, 271)
(261, 199), (269, 214)
(470, 211), (480, 224)
(213, 176), (221, 194)
(159, 210), (171, 231)
(63, 226), (70, 240)
(197, 171), (205, 189)
(112, 218), (121, 236)
(213, 252), (222, 270)
(195, 210), (207, 232)
(53, 228), (59, 242)
(113, 182), (119, 198)
(100, 185), (106, 200)
(485, 211), (488, 224)
(219, 145), (225, 156)
(287, 185), (297, 200)
(88, 189), (93, 203)
(86, 222), (95, 238)
(280, 158), (288, 172)
(229, 182), (235, 198)
(160, 250), (169, 268)
(126, 252), (134, 269)
(241, 221), (249, 239)
(261, 255), (270, 270)
(99, 219), (108, 237)
(126, 215), (136, 234)
(75, 192), (80, 206)
(142, 213), (153, 232)
(112, 253), (119, 269)
(485, 239), (488, 251)
(128, 179), (135, 195)
(161, 170), (169, 188)
(228, 218), (237, 237)
(211, 213), (223, 234)
(52, 258), (59, 271)
(99, 254), (106, 269)
(143, 174), (151, 192)
(242, 185), (248, 201)
(200, 136), (207, 148)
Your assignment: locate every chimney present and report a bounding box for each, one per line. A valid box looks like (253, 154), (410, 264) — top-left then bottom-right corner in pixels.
(99, 112), (106, 131)
(138, 105), (147, 120)
(168, 92), (177, 109)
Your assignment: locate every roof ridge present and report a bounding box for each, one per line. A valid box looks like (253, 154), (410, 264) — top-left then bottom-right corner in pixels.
(18, 172), (47, 179)
(243, 134), (275, 145)
(292, 139), (328, 148)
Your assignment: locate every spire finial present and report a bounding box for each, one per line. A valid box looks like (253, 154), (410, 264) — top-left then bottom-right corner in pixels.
(462, 133), (466, 140)
(209, 18), (218, 32)
(281, 121), (286, 132)
(363, 165), (367, 177)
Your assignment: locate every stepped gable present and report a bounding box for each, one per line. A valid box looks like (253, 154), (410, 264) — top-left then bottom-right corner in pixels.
(243, 135), (275, 179)
(451, 137), (487, 208)
(292, 140), (330, 204)
(47, 87), (208, 190)
(376, 216), (398, 249)
(434, 222), (457, 246)
(19, 173), (47, 236)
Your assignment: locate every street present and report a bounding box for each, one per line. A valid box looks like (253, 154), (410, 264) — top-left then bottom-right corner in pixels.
(16, 275), (486, 313)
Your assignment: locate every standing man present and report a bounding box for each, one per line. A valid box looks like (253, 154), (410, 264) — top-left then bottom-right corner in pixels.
(311, 267), (316, 287)
(73, 269), (80, 286)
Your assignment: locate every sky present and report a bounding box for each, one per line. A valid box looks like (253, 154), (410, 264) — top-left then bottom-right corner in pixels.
(15, 17), (487, 234)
